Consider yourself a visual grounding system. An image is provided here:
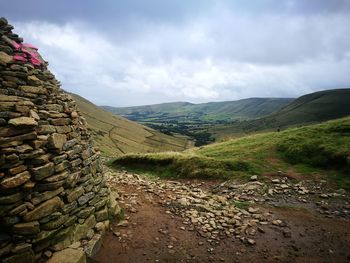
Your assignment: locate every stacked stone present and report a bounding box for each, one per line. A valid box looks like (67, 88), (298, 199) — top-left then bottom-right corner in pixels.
(0, 17), (119, 263)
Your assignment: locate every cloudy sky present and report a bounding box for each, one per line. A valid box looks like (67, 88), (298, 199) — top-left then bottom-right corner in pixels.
(2, 0), (350, 106)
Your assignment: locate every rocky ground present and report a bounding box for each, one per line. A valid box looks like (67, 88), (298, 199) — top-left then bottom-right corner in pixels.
(91, 168), (350, 263)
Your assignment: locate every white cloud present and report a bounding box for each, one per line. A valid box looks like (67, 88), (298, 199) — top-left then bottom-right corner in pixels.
(13, 7), (350, 106)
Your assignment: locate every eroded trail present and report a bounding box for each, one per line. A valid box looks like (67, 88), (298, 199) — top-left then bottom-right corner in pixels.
(91, 170), (350, 263)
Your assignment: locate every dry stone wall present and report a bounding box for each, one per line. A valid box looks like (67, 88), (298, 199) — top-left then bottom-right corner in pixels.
(0, 18), (119, 263)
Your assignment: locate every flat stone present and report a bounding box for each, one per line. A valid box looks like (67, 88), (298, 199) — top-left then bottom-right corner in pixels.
(0, 125), (32, 137)
(66, 187), (84, 203)
(27, 75), (41, 86)
(52, 154), (67, 164)
(39, 212), (62, 224)
(0, 101), (16, 111)
(29, 109), (40, 120)
(93, 197), (107, 210)
(48, 225), (76, 251)
(15, 104), (30, 113)
(65, 172), (80, 188)
(19, 149), (44, 159)
(55, 125), (71, 134)
(64, 216), (77, 227)
(71, 158), (82, 167)
(41, 215), (69, 230)
(9, 203), (27, 216)
(8, 117), (37, 127)
(44, 171), (68, 183)
(72, 214), (96, 241)
(2, 249), (35, 263)
(0, 171), (31, 189)
(8, 165), (27, 175)
(95, 207), (108, 222)
(77, 192), (95, 206)
(12, 221), (40, 235)
(28, 139), (45, 150)
(36, 181), (65, 191)
(31, 187), (64, 205)
(11, 243), (32, 254)
(37, 125), (56, 134)
(84, 234), (102, 258)
(247, 238), (256, 245)
(50, 112), (69, 118)
(63, 139), (77, 150)
(31, 162), (55, 180)
(48, 133), (67, 150)
(15, 144), (33, 154)
(108, 192), (120, 218)
(31, 154), (51, 165)
(47, 248), (86, 263)
(23, 181), (35, 190)
(1, 70), (27, 79)
(23, 196), (63, 222)
(46, 104), (63, 112)
(10, 64), (28, 72)
(0, 51), (12, 64)
(0, 192), (23, 204)
(248, 207), (260, 213)
(79, 173), (92, 184)
(50, 118), (71, 126)
(33, 228), (62, 247)
(250, 175), (258, 181)
(20, 85), (47, 95)
(76, 207), (95, 219)
(62, 201), (78, 214)
(0, 131), (37, 147)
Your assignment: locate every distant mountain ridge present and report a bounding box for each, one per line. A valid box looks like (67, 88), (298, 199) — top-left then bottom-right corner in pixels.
(102, 97), (294, 122)
(210, 88), (350, 138)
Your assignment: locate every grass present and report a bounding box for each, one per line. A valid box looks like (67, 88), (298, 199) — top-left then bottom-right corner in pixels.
(71, 93), (193, 156)
(113, 117), (350, 190)
(113, 152), (255, 180)
(231, 200), (251, 209)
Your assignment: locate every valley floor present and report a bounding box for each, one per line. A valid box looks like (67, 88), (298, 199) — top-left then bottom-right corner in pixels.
(91, 167), (350, 263)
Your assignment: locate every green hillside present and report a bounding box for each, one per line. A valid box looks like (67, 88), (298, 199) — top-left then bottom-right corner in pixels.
(102, 98), (293, 145)
(112, 117), (350, 190)
(103, 98), (293, 122)
(70, 93), (193, 156)
(211, 89), (350, 139)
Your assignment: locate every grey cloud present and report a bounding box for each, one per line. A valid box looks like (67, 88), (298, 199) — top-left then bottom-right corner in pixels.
(2, 0), (350, 106)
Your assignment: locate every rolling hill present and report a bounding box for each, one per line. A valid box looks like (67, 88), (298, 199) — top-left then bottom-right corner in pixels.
(210, 88), (350, 139)
(102, 98), (293, 145)
(70, 93), (193, 156)
(102, 97), (294, 122)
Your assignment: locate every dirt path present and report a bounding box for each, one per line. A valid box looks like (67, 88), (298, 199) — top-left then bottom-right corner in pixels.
(91, 171), (350, 263)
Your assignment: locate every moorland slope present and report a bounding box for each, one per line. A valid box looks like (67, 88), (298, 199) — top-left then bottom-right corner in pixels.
(71, 93), (193, 156)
